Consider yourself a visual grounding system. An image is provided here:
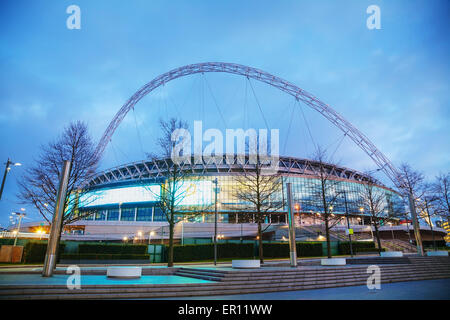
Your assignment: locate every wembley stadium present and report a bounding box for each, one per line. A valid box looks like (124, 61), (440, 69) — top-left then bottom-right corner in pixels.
(16, 155), (408, 242)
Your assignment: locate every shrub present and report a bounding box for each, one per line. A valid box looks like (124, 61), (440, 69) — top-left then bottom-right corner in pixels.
(338, 241), (376, 255)
(171, 243), (254, 262)
(355, 247), (385, 253)
(23, 242), (66, 263)
(261, 242), (323, 258)
(78, 244), (147, 254)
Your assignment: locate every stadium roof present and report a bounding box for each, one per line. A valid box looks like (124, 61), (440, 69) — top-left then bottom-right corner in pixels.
(87, 155), (385, 188)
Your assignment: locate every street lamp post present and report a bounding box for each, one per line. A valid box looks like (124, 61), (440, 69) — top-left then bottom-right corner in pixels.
(213, 178), (219, 265)
(181, 218), (185, 246)
(286, 183), (297, 267)
(342, 191), (353, 257)
(0, 158), (21, 201)
(148, 231), (155, 245)
(12, 211), (26, 246)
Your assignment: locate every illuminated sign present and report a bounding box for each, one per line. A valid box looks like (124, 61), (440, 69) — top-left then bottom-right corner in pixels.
(79, 185), (160, 208)
(78, 181), (212, 208)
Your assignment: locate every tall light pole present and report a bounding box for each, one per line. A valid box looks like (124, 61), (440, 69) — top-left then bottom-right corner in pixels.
(342, 190), (353, 257)
(12, 211), (26, 246)
(148, 231), (155, 245)
(0, 158), (21, 201)
(213, 178), (219, 265)
(43, 160), (71, 277)
(286, 183), (297, 267)
(408, 192), (424, 256)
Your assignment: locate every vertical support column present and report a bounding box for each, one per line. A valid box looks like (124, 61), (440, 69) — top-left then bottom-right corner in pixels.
(343, 191), (353, 257)
(408, 192), (424, 256)
(213, 178), (218, 266)
(286, 183), (297, 267)
(42, 160), (71, 277)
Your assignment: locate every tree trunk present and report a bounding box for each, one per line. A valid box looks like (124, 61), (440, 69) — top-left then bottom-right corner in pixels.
(168, 221), (174, 267)
(373, 220), (382, 255)
(431, 225), (435, 250)
(257, 218), (264, 264)
(325, 217), (331, 258)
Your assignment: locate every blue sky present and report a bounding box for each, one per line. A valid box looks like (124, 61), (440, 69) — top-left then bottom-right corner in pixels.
(0, 0), (449, 226)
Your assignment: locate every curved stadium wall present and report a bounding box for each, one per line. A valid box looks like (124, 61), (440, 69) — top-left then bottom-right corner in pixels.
(74, 156), (405, 225)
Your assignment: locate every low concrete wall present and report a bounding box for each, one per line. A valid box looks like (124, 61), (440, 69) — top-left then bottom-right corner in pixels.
(107, 266), (142, 279)
(426, 251), (449, 257)
(381, 251), (403, 257)
(321, 258), (346, 266)
(232, 260), (261, 268)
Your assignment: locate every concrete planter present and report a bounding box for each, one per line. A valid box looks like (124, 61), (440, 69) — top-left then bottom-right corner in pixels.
(321, 258), (346, 266)
(232, 260), (260, 268)
(380, 251), (403, 257)
(426, 251), (449, 257)
(107, 266), (142, 279)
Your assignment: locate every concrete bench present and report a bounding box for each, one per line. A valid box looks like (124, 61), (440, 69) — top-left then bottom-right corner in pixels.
(321, 258), (346, 266)
(380, 251), (403, 257)
(426, 251), (449, 257)
(232, 260), (260, 269)
(107, 266), (142, 279)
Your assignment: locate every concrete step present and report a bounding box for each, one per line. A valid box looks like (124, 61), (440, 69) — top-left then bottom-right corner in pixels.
(174, 271), (223, 282)
(2, 272), (450, 300)
(1, 258), (448, 299)
(1, 267), (449, 298)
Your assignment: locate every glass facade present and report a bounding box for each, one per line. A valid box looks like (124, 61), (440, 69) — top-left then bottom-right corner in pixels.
(77, 175), (405, 223)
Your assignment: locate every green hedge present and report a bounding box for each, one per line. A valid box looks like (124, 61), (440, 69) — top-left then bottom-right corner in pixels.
(171, 243), (254, 262)
(23, 242), (66, 263)
(262, 242), (323, 258)
(169, 242), (323, 262)
(78, 244), (147, 254)
(338, 242), (377, 255)
(60, 253), (150, 260)
(356, 247), (385, 253)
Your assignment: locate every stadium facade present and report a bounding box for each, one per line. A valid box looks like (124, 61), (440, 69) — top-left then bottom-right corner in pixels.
(22, 155), (403, 241)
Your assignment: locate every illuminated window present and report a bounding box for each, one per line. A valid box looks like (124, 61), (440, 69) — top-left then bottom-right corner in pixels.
(107, 209), (119, 221)
(153, 207), (165, 221)
(95, 210), (106, 221)
(120, 208), (135, 221)
(136, 207), (152, 221)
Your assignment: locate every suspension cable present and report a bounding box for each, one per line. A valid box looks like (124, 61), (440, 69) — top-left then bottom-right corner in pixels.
(247, 77), (270, 131)
(202, 74), (228, 128)
(132, 107), (145, 158)
(296, 99), (317, 152)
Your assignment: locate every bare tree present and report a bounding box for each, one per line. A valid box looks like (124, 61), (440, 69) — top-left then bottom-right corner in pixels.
(310, 147), (344, 258)
(416, 184), (440, 250)
(358, 173), (389, 254)
(234, 154), (283, 264)
(397, 163), (427, 252)
(433, 172), (450, 223)
(18, 121), (100, 226)
(145, 118), (209, 267)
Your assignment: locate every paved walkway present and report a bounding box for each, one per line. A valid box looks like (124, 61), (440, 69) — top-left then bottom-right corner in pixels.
(158, 278), (450, 300)
(0, 274), (212, 286)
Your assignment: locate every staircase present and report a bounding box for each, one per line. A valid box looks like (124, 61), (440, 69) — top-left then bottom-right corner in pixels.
(1, 257), (449, 299)
(381, 239), (416, 253)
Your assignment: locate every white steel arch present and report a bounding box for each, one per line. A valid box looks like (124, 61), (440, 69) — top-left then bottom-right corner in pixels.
(96, 62), (402, 188)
